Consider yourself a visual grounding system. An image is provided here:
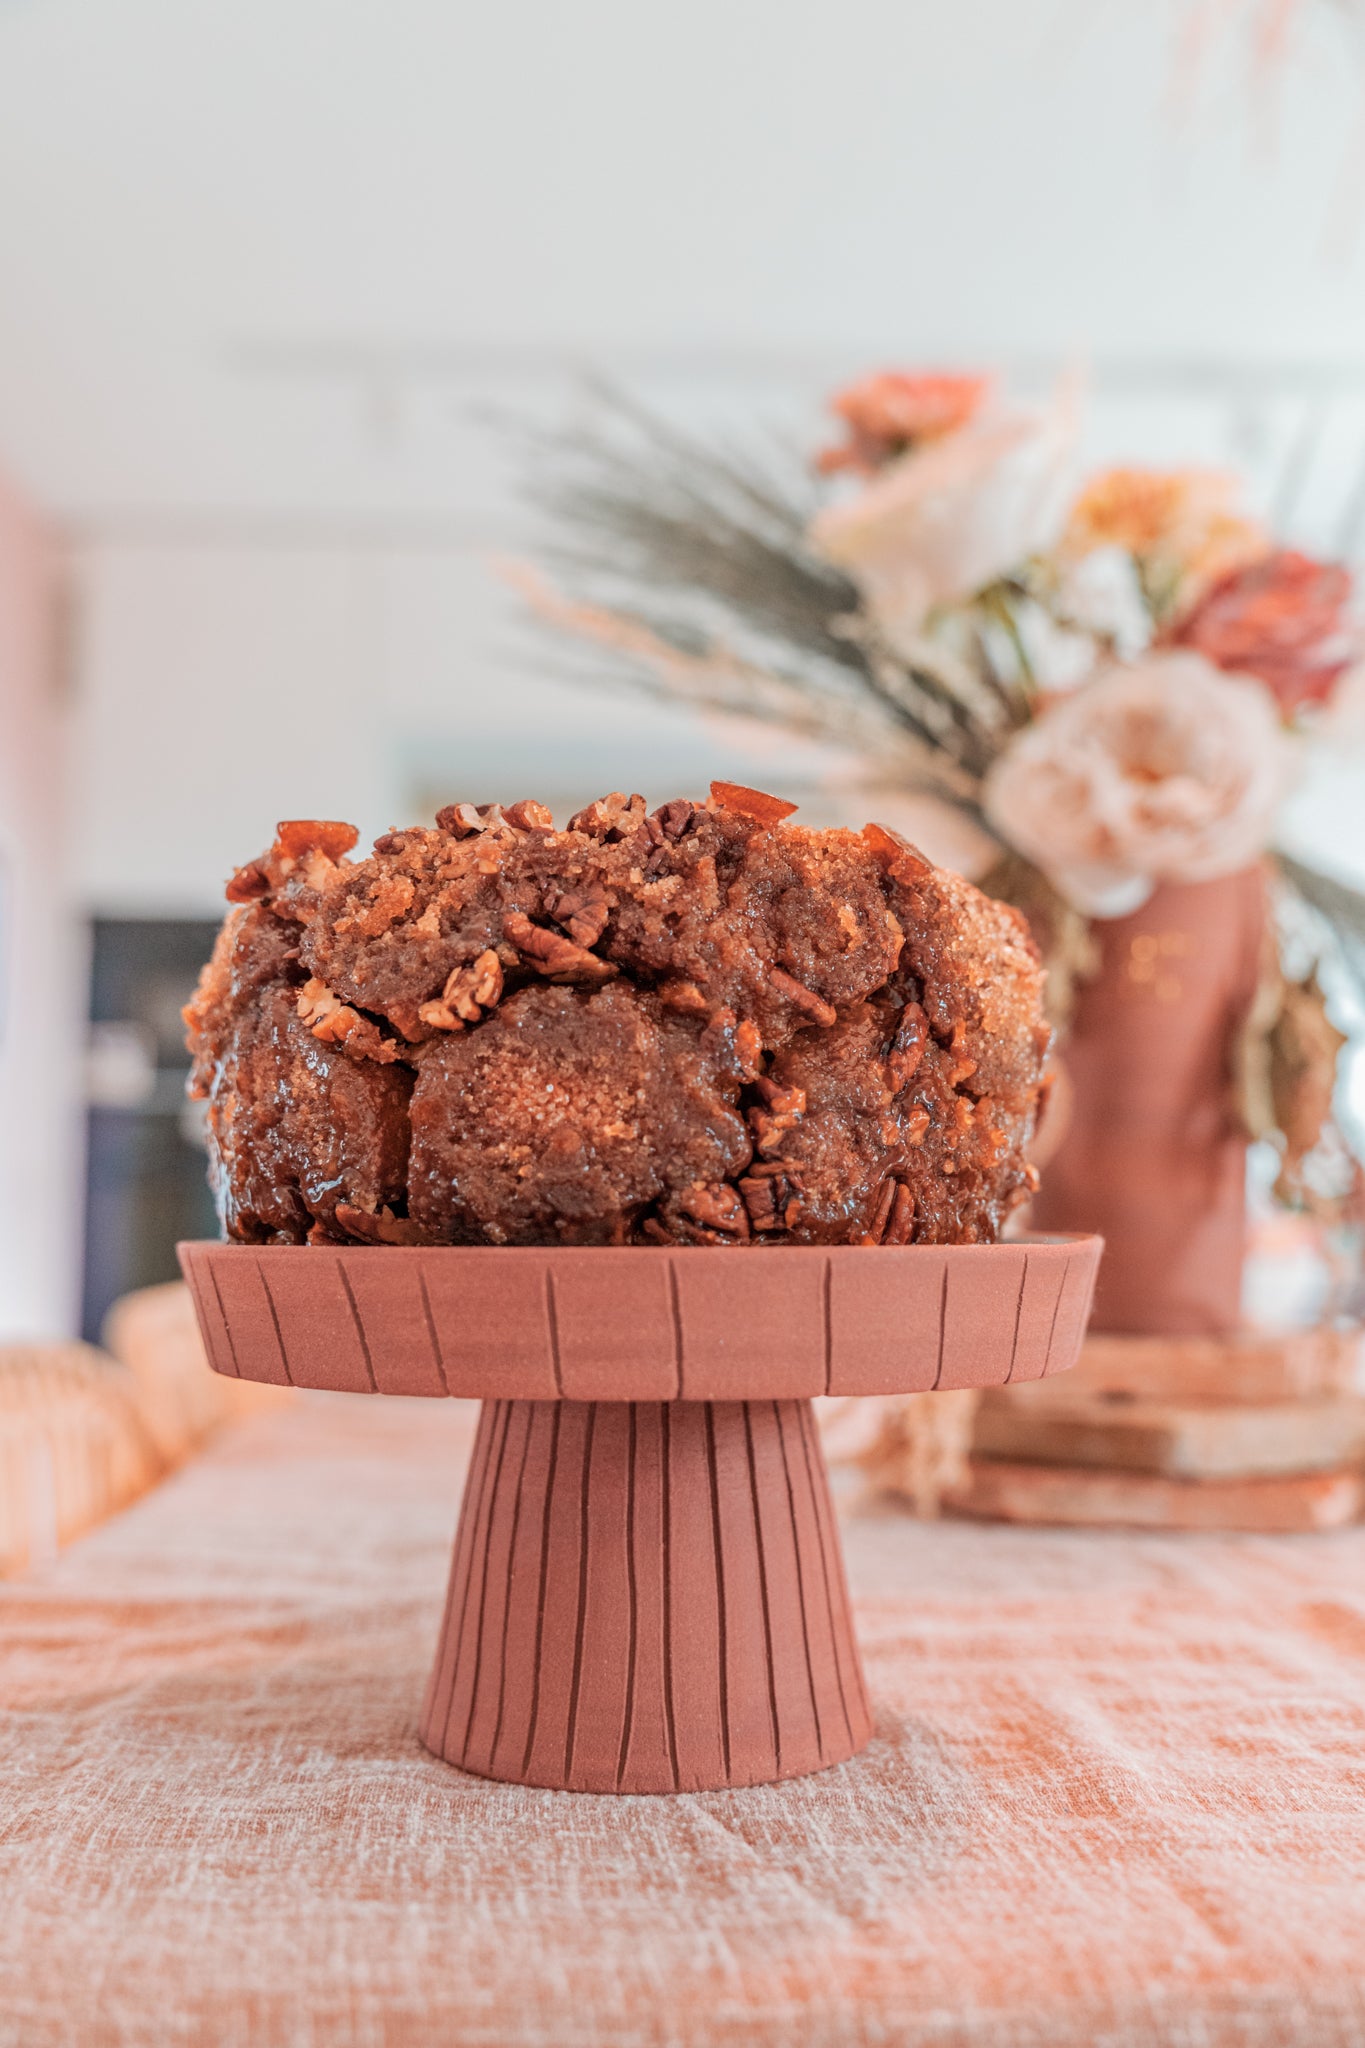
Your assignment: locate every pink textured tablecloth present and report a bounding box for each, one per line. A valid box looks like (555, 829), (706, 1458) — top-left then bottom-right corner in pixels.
(3, 1396), (1365, 2048)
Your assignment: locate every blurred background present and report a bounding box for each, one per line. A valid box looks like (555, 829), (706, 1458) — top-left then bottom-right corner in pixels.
(3, 0), (1365, 1343)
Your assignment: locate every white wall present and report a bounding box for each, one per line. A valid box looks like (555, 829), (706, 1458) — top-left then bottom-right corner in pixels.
(2, 1), (1365, 518)
(0, 475), (79, 1339)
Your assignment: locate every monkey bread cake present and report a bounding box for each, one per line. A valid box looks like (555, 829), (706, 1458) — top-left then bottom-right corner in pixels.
(184, 783), (1050, 1250)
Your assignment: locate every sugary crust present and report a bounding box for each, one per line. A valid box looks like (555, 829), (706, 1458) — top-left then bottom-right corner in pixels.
(184, 789), (1048, 1248)
(185, 904), (411, 1244)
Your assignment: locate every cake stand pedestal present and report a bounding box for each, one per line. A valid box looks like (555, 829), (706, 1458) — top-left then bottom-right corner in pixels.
(179, 1237), (1100, 1793)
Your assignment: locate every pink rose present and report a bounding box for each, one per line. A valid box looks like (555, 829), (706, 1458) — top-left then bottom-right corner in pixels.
(816, 371), (993, 475)
(809, 386), (1078, 653)
(983, 652), (1295, 915)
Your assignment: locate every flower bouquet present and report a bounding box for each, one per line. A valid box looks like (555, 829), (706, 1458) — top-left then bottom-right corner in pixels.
(516, 370), (1365, 1510)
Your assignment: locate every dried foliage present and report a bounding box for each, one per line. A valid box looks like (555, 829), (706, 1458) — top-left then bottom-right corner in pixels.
(519, 388), (1014, 827)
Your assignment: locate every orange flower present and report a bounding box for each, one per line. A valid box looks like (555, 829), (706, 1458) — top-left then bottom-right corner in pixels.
(1064, 466), (1267, 613)
(1172, 549), (1357, 716)
(817, 371), (992, 475)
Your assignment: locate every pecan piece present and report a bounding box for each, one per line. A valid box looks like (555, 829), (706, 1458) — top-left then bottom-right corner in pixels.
(567, 792), (647, 841)
(945, 1022), (978, 1089)
(695, 1008), (764, 1082)
(417, 948), (504, 1031)
(653, 798), (698, 840)
(297, 976), (337, 1026)
(436, 802), (485, 838)
(738, 1160), (805, 1232)
(502, 798), (555, 831)
(748, 1075), (806, 1156)
(769, 967), (837, 1028)
(226, 857), (272, 903)
(503, 911), (615, 983)
(708, 781), (799, 826)
(884, 1182), (916, 1245)
(887, 1001), (928, 1091)
(658, 979), (710, 1017)
(275, 820), (360, 864)
(334, 1204), (436, 1247)
(296, 978), (403, 1063)
(862, 1178), (915, 1246)
(677, 1182), (751, 1240)
(226, 819), (359, 904)
(545, 882), (611, 948)
(734, 1018), (764, 1079)
(863, 821), (933, 883)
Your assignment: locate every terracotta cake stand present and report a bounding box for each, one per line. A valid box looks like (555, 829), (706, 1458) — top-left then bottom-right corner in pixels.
(179, 1236), (1100, 1794)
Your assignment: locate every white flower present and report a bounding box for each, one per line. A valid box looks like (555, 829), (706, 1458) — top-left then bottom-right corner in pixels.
(1054, 546), (1151, 659)
(1006, 603), (1102, 694)
(809, 382), (1079, 654)
(982, 651), (1296, 916)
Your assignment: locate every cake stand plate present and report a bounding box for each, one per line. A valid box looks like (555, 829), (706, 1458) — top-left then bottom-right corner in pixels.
(179, 1236), (1101, 1793)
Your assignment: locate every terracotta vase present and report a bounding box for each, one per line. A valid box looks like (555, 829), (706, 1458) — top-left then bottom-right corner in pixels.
(1032, 866), (1266, 1338)
(179, 1235), (1101, 1793)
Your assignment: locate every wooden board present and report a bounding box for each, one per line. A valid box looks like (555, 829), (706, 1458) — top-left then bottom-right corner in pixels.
(973, 1389), (1365, 1480)
(1054, 1327), (1362, 1407)
(948, 1459), (1365, 1533)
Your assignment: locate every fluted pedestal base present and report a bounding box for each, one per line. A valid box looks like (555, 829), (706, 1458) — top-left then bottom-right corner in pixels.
(419, 1398), (871, 1793)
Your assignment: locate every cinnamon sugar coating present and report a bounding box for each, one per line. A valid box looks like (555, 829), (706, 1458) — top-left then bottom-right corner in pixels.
(185, 788), (1049, 1247)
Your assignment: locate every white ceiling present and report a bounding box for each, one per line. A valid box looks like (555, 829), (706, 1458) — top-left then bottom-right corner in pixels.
(0, 0), (1364, 519)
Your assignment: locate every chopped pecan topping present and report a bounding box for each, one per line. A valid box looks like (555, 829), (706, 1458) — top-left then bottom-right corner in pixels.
(695, 1008), (764, 1081)
(735, 1019), (763, 1078)
(658, 979), (710, 1016)
(769, 967), (837, 1028)
(863, 1178), (915, 1245)
(334, 1203), (436, 1246)
(296, 978), (403, 1063)
(653, 798), (698, 840)
(226, 820), (359, 905)
(226, 858), (272, 903)
(738, 1160), (805, 1232)
(545, 882), (611, 948)
(699, 1005), (735, 1051)
(709, 781), (799, 826)
(863, 821), (932, 882)
(884, 1182), (916, 1245)
(640, 1218), (676, 1246)
(502, 799), (555, 832)
(887, 1001), (928, 1090)
(567, 792), (647, 842)
(417, 949), (504, 1031)
(503, 911), (615, 983)
(677, 1181), (751, 1240)
(748, 1075), (807, 1155)
(755, 1075), (806, 1117)
(945, 1023), (978, 1089)
(276, 820), (359, 864)
(902, 1104), (931, 1146)
(436, 803), (485, 838)
(385, 1000), (433, 1043)
(865, 1177), (895, 1243)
